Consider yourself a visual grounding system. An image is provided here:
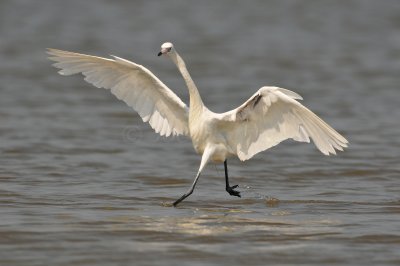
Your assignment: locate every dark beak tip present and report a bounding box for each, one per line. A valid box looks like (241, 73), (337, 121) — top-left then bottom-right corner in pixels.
(157, 52), (162, 57)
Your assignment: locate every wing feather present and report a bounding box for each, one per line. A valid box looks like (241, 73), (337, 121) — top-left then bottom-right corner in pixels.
(219, 86), (348, 161)
(47, 48), (189, 136)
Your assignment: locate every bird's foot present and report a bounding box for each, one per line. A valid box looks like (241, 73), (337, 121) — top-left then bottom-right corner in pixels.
(226, 185), (241, 197)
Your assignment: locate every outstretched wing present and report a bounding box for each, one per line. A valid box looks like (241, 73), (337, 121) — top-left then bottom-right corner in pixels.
(218, 86), (348, 161)
(47, 49), (189, 137)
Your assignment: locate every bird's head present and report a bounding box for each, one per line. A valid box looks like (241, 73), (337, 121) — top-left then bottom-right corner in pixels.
(158, 42), (174, 57)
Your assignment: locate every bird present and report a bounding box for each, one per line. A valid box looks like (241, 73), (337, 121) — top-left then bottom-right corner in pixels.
(47, 42), (348, 206)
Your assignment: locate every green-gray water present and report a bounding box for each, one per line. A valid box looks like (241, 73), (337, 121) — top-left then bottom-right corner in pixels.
(1, 0), (400, 265)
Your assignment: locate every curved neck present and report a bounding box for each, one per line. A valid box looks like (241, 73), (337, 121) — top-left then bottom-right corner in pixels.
(170, 51), (204, 111)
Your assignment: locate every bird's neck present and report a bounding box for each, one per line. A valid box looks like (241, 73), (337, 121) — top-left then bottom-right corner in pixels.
(171, 52), (204, 113)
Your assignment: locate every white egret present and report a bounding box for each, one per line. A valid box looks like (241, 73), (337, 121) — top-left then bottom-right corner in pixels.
(47, 42), (348, 206)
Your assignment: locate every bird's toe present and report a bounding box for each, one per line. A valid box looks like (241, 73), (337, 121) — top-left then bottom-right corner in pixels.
(226, 185), (241, 198)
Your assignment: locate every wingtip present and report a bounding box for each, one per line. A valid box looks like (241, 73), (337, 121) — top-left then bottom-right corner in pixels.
(46, 48), (54, 55)
(46, 48), (58, 53)
(46, 48), (62, 57)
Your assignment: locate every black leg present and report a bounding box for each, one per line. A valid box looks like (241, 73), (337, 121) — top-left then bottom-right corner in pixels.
(173, 172), (201, 207)
(224, 160), (241, 197)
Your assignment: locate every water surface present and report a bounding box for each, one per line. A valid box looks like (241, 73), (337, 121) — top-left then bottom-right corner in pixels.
(1, 0), (400, 265)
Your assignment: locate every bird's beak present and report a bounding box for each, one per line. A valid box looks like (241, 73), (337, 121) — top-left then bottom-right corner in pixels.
(158, 47), (170, 57)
